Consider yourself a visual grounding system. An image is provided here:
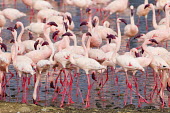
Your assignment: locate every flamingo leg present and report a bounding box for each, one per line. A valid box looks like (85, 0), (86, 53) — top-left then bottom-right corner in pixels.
(67, 70), (74, 105)
(85, 74), (92, 108)
(33, 73), (41, 104)
(0, 71), (4, 96)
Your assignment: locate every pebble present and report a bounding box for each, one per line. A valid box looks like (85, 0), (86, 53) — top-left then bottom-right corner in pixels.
(123, 104), (136, 109)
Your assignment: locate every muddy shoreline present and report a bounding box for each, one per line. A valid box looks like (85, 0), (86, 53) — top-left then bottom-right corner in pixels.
(0, 101), (170, 113)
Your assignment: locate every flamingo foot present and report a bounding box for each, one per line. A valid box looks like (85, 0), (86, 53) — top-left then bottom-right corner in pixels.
(50, 81), (55, 89)
(33, 99), (38, 105)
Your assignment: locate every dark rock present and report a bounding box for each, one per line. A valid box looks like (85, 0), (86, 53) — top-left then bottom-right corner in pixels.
(106, 104), (112, 108)
(123, 104), (136, 109)
(96, 102), (102, 108)
(143, 105), (156, 109)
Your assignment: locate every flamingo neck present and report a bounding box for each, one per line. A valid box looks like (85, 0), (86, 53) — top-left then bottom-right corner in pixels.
(151, 5), (158, 29)
(142, 41), (153, 57)
(17, 23), (24, 43)
(12, 32), (18, 64)
(165, 8), (169, 29)
(82, 34), (89, 57)
(116, 21), (121, 52)
(144, 0), (148, 4)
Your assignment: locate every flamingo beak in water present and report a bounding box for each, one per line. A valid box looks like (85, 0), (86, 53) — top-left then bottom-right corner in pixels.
(149, 39), (158, 44)
(0, 43), (7, 52)
(34, 40), (39, 50)
(86, 32), (92, 36)
(52, 30), (59, 41)
(80, 21), (88, 26)
(135, 52), (140, 57)
(144, 4), (150, 9)
(64, 22), (68, 32)
(29, 32), (34, 40)
(47, 22), (58, 27)
(62, 32), (73, 37)
(41, 41), (49, 46)
(92, 19), (96, 27)
(10, 39), (15, 43)
(119, 19), (127, 25)
(67, 16), (72, 25)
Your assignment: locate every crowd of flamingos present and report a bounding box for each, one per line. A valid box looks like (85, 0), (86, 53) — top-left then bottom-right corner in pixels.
(1, 0), (170, 108)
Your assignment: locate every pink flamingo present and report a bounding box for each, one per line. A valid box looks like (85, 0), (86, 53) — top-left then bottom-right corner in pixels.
(0, 8), (26, 22)
(136, 0), (150, 29)
(0, 15), (6, 34)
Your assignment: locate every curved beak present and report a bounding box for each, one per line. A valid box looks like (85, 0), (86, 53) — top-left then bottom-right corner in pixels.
(92, 19), (96, 27)
(135, 52), (140, 57)
(80, 21), (88, 26)
(144, 4), (150, 9)
(0, 43), (7, 52)
(47, 22), (58, 27)
(34, 40), (39, 50)
(67, 16), (72, 25)
(86, 32), (92, 36)
(14, 24), (18, 29)
(119, 19), (127, 25)
(41, 41), (49, 46)
(7, 27), (14, 32)
(149, 39), (158, 44)
(134, 34), (143, 39)
(10, 39), (15, 43)
(52, 30), (59, 39)
(62, 32), (73, 37)
(64, 22), (68, 32)
(163, 4), (167, 12)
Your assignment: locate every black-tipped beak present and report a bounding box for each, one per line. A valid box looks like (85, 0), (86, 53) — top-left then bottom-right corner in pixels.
(7, 27), (14, 32)
(10, 39), (15, 43)
(47, 22), (58, 27)
(134, 34), (143, 39)
(86, 8), (91, 13)
(0, 43), (7, 52)
(62, 32), (73, 37)
(131, 9), (133, 16)
(80, 21), (88, 26)
(52, 31), (59, 39)
(67, 16), (72, 25)
(42, 41), (49, 46)
(144, 4), (150, 9)
(64, 22), (68, 32)
(141, 47), (144, 54)
(149, 39), (158, 44)
(29, 32), (34, 40)
(34, 40), (39, 50)
(119, 19), (127, 25)
(92, 19), (96, 27)
(163, 4), (167, 12)
(106, 34), (116, 39)
(135, 52), (140, 57)
(86, 32), (92, 36)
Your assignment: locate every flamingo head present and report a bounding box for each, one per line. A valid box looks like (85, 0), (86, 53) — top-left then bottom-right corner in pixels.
(144, 4), (151, 9)
(47, 22), (58, 27)
(130, 5), (134, 16)
(29, 32), (34, 40)
(64, 22), (68, 32)
(62, 32), (73, 37)
(52, 30), (59, 41)
(10, 39), (15, 43)
(149, 39), (158, 44)
(92, 19), (97, 27)
(119, 19), (127, 25)
(0, 43), (7, 52)
(86, 32), (92, 36)
(106, 34), (116, 43)
(80, 21), (88, 26)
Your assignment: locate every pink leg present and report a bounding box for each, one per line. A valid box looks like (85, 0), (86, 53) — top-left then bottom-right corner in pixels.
(85, 74), (92, 108)
(33, 73), (41, 104)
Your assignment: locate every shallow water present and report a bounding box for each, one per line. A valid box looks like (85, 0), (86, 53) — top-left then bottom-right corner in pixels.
(0, 0), (169, 109)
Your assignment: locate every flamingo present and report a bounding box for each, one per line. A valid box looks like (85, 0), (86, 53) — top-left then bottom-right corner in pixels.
(136, 0), (150, 29)
(0, 15), (6, 34)
(8, 27), (35, 103)
(67, 32), (106, 108)
(0, 43), (12, 96)
(0, 8), (26, 22)
(124, 5), (138, 49)
(103, 0), (128, 21)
